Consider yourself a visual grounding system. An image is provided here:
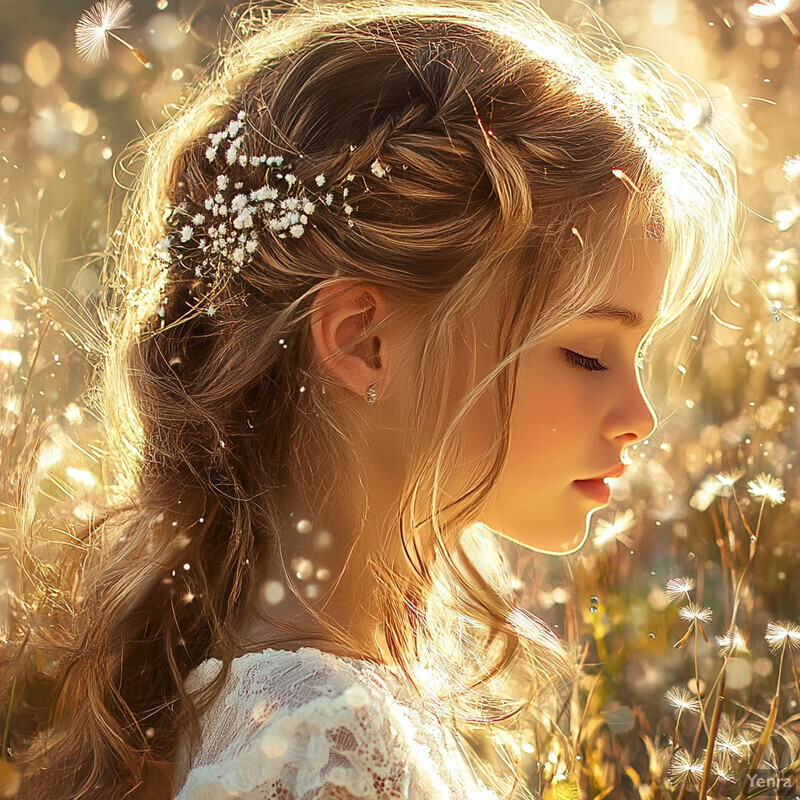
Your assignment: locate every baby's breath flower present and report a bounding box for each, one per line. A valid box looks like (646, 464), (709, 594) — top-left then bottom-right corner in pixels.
(667, 749), (704, 788)
(665, 577), (695, 603)
(158, 111), (357, 291)
(370, 157), (390, 178)
(664, 686), (700, 715)
(716, 626), (749, 656)
(678, 603), (713, 624)
(747, 473), (785, 506)
(764, 620), (800, 653)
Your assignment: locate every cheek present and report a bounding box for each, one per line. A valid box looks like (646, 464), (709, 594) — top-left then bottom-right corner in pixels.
(504, 352), (598, 479)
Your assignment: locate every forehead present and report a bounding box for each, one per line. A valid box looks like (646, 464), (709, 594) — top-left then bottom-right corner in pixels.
(597, 227), (666, 328)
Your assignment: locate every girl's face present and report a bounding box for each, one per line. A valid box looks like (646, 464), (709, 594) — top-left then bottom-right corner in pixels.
(456, 231), (665, 554)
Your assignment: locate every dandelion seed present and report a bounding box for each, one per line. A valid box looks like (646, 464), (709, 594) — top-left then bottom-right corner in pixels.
(667, 749), (704, 788)
(747, 473), (785, 506)
(678, 603), (713, 624)
(716, 626), (749, 656)
(665, 577), (695, 603)
(764, 620), (800, 653)
(75, 0), (152, 68)
(664, 687), (701, 715)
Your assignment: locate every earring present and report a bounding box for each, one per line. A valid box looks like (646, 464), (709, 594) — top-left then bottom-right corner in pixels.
(364, 383), (377, 404)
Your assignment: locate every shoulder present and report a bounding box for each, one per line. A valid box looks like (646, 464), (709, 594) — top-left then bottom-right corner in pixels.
(173, 647), (432, 799)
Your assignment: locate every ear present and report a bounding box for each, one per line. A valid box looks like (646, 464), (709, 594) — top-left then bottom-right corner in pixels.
(309, 280), (390, 401)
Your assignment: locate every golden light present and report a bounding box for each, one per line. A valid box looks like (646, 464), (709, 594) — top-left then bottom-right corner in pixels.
(747, 0), (792, 18)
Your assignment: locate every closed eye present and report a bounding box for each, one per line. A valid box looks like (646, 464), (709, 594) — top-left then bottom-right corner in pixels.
(561, 348), (609, 372)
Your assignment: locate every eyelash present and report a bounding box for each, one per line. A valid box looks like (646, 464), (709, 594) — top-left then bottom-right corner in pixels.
(561, 348), (609, 372)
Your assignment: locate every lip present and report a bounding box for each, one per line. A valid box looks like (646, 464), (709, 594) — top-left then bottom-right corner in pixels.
(572, 478), (612, 504)
(572, 463), (625, 505)
(582, 463), (626, 481)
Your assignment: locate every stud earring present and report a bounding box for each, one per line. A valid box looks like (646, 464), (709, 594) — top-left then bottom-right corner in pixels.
(364, 383), (377, 404)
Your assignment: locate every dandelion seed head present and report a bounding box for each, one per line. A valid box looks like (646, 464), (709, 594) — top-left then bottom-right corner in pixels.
(710, 760), (737, 781)
(714, 725), (745, 760)
(75, 0), (133, 65)
(665, 577), (695, 603)
(747, 473), (785, 506)
(716, 469), (745, 487)
(664, 687), (701, 715)
(677, 603), (713, 624)
(716, 626), (749, 656)
(667, 749), (704, 788)
(764, 620), (800, 653)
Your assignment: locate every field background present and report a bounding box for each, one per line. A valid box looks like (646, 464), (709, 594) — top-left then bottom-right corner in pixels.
(1, 0), (799, 798)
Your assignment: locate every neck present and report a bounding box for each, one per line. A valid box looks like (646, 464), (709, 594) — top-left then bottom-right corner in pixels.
(235, 471), (401, 664)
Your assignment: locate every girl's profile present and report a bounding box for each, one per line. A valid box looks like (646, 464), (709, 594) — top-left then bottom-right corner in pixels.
(0, 1), (739, 798)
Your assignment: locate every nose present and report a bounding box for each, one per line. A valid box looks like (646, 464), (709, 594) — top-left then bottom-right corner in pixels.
(600, 368), (658, 446)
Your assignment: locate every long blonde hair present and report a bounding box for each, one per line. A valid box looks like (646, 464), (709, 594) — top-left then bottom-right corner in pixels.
(2, 1), (740, 798)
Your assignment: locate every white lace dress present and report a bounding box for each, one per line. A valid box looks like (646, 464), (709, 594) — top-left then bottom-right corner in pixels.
(172, 645), (499, 799)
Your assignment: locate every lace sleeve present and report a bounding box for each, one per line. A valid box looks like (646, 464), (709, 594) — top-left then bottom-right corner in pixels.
(173, 680), (420, 800)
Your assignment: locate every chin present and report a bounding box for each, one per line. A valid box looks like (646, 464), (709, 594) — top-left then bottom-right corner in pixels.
(487, 512), (592, 555)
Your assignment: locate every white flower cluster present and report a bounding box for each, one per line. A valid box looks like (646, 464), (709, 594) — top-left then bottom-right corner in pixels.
(157, 110), (390, 290)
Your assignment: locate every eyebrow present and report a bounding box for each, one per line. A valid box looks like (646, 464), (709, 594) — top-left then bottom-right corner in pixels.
(578, 304), (650, 330)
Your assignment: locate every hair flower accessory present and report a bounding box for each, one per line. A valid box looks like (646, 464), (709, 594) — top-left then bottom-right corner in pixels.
(155, 110), (392, 300)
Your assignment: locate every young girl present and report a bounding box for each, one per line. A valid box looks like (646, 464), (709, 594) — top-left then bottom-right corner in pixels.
(2, 0), (740, 798)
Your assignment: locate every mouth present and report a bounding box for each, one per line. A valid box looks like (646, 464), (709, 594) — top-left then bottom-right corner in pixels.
(572, 476), (617, 504)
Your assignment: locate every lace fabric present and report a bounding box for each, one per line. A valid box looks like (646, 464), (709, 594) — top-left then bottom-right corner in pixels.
(173, 645), (499, 799)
